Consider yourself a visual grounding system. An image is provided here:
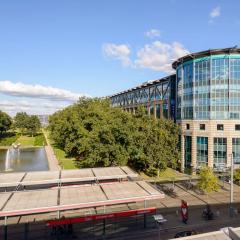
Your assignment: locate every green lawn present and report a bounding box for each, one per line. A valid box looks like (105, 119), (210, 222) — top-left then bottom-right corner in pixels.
(16, 135), (36, 146)
(139, 167), (186, 181)
(52, 146), (77, 169)
(13, 132), (47, 147)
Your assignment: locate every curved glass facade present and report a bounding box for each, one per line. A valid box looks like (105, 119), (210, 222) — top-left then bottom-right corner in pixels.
(177, 54), (240, 120)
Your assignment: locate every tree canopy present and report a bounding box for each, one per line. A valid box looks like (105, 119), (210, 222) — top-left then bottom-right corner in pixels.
(0, 110), (12, 135)
(48, 98), (180, 175)
(197, 166), (219, 194)
(14, 112), (41, 136)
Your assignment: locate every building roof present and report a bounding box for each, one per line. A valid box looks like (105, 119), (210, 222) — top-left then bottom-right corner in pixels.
(172, 47), (240, 69)
(0, 180), (164, 218)
(109, 74), (175, 98)
(0, 166), (138, 188)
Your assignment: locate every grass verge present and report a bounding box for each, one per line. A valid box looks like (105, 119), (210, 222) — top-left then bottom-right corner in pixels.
(52, 145), (77, 169)
(43, 129), (77, 169)
(139, 167), (187, 181)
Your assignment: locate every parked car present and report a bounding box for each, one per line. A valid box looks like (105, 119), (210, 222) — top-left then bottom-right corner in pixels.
(174, 230), (198, 238)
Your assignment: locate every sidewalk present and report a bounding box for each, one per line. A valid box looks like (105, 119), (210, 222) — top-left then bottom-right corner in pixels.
(42, 130), (60, 171)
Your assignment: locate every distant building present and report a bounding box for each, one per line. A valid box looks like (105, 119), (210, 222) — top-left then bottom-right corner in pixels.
(110, 47), (240, 173)
(36, 114), (49, 127)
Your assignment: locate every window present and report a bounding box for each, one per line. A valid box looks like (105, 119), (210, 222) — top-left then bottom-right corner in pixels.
(186, 124), (190, 130)
(233, 138), (240, 164)
(185, 136), (192, 168)
(235, 125), (240, 131)
(214, 138), (227, 169)
(217, 124), (224, 131)
(197, 137), (208, 167)
(200, 124), (205, 130)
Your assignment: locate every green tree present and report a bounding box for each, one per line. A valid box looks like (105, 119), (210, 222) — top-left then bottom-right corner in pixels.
(48, 98), (180, 173)
(0, 111), (12, 135)
(197, 167), (219, 198)
(14, 112), (28, 135)
(27, 115), (41, 136)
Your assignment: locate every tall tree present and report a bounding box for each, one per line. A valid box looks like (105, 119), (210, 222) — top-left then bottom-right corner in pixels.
(48, 98), (180, 174)
(27, 115), (41, 136)
(0, 111), (12, 135)
(14, 112), (29, 135)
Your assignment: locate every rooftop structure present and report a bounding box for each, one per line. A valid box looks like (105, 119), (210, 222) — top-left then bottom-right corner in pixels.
(0, 180), (163, 219)
(0, 166), (164, 228)
(0, 166), (138, 189)
(111, 74), (176, 120)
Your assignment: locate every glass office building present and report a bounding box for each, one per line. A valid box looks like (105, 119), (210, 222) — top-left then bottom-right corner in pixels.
(111, 47), (240, 172)
(173, 48), (240, 171)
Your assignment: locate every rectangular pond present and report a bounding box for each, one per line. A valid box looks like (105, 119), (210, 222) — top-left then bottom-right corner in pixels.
(0, 147), (49, 172)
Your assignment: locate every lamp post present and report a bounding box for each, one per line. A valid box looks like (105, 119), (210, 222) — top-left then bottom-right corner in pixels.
(229, 153), (234, 216)
(153, 214), (167, 239)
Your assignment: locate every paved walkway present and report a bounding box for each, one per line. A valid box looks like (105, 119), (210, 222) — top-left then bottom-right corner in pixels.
(42, 130), (60, 171)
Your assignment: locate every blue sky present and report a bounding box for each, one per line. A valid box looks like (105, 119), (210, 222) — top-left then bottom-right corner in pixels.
(0, 0), (240, 115)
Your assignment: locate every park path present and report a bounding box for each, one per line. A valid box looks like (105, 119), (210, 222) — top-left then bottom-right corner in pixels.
(42, 130), (60, 171)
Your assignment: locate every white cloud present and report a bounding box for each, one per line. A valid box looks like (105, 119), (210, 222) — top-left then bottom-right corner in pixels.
(102, 43), (131, 66)
(0, 81), (90, 102)
(0, 98), (70, 116)
(145, 29), (161, 38)
(135, 41), (189, 73)
(210, 6), (221, 18)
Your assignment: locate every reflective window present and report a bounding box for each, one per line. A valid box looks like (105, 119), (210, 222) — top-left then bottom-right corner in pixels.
(150, 103), (154, 115)
(233, 138), (240, 164)
(176, 55), (240, 120)
(197, 137), (208, 166)
(230, 59), (240, 119)
(163, 103), (168, 118)
(182, 63), (193, 119)
(211, 58), (229, 119)
(185, 136), (192, 168)
(156, 104), (161, 118)
(194, 59), (210, 119)
(199, 124), (205, 130)
(214, 138), (227, 168)
(177, 67), (182, 119)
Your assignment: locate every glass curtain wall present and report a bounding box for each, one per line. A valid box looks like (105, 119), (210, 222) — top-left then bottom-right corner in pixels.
(176, 67), (182, 119)
(163, 82), (170, 118)
(156, 104), (161, 118)
(214, 138), (227, 169)
(197, 137), (208, 167)
(177, 55), (240, 120)
(232, 138), (240, 164)
(230, 59), (240, 119)
(150, 103), (154, 116)
(182, 63), (193, 119)
(211, 58), (229, 119)
(194, 59), (210, 119)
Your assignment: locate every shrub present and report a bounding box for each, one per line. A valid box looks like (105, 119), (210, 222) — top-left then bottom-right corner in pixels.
(234, 169), (240, 185)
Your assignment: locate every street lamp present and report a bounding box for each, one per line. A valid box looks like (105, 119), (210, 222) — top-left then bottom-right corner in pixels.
(229, 153), (234, 216)
(153, 214), (167, 239)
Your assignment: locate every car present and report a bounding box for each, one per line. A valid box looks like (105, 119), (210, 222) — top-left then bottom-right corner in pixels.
(174, 230), (198, 238)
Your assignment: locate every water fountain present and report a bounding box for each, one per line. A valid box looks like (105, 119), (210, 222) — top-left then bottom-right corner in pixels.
(5, 143), (21, 171)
